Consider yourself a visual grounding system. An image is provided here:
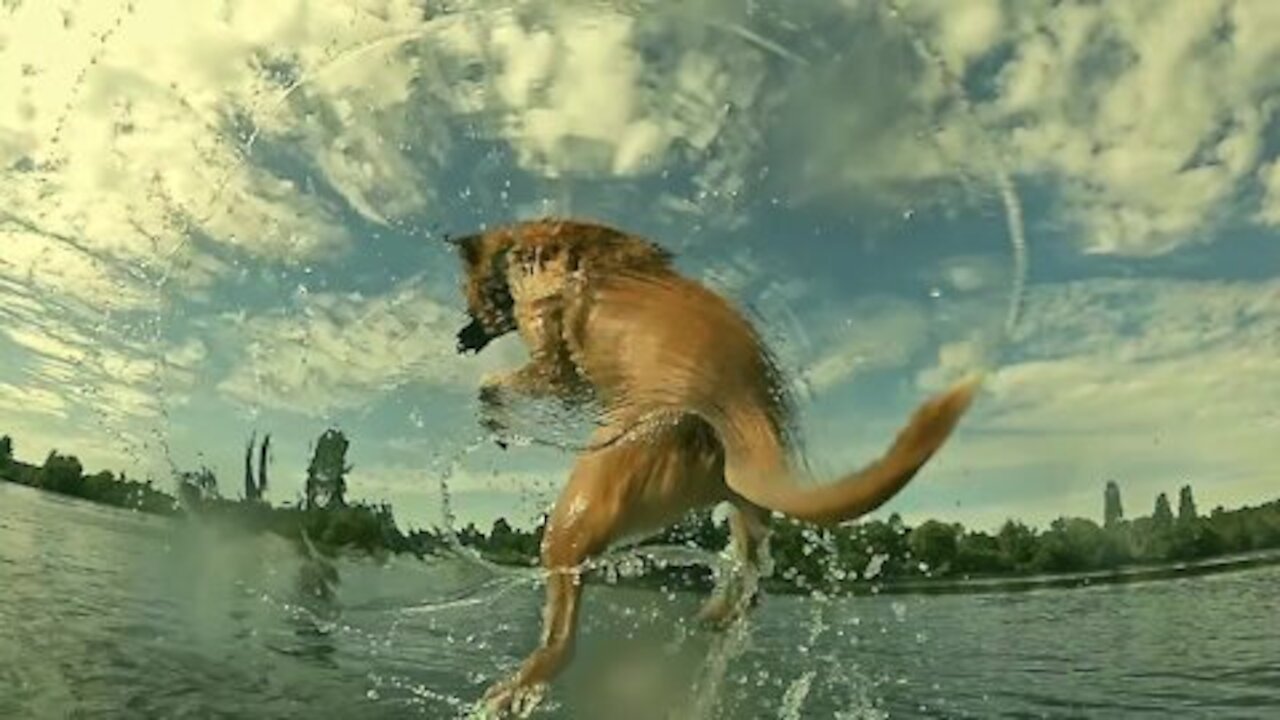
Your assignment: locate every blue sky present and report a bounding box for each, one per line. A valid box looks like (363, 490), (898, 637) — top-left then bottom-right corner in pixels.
(1, 0), (1278, 534)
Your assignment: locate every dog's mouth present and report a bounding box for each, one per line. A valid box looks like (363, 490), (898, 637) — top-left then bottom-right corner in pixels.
(456, 318), (495, 354)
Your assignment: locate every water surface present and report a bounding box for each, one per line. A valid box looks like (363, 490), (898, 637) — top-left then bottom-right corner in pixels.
(2, 482), (1277, 719)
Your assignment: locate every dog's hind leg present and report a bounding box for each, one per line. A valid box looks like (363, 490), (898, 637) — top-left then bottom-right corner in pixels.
(697, 502), (770, 629)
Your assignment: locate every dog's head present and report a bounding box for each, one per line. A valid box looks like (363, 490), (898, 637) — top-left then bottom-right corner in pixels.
(450, 230), (518, 354)
(449, 218), (676, 354)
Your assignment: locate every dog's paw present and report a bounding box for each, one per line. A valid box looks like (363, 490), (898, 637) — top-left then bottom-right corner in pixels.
(478, 675), (547, 719)
(696, 592), (753, 631)
(476, 382), (513, 449)
(478, 380), (505, 406)
(478, 417), (510, 450)
(696, 595), (736, 630)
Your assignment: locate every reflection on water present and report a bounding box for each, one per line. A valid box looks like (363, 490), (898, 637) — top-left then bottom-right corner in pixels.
(3, 482), (1278, 719)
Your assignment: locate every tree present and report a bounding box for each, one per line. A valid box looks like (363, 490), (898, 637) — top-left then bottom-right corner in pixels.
(457, 522), (484, 546)
(1178, 485), (1198, 523)
(858, 517), (911, 578)
(176, 466), (219, 507)
(306, 429), (351, 509)
(1153, 492), (1174, 530)
(1031, 517), (1117, 572)
(42, 451), (84, 495)
(490, 518), (516, 553)
(1104, 480), (1124, 528)
(954, 530), (1008, 575)
(996, 520), (1039, 570)
(908, 520), (960, 575)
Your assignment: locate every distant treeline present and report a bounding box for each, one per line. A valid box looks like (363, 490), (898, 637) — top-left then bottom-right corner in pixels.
(0, 431), (440, 559)
(1, 435), (178, 515)
(4, 431), (1279, 592)
(438, 482), (1280, 594)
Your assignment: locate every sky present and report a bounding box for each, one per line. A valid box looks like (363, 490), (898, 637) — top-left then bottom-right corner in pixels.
(1, 0), (1277, 534)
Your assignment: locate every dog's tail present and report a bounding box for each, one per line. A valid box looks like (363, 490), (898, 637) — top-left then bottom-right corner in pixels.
(709, 374), (982, 526)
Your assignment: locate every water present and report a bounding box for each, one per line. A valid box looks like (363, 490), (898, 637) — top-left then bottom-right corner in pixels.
(3, 482), (1278, 719)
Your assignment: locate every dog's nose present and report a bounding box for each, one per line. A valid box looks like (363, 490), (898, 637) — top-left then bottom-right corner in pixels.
(457, 319), (492, 353)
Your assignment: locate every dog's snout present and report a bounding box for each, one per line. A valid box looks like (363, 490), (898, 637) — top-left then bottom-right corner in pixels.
(457, 318), (493, 354)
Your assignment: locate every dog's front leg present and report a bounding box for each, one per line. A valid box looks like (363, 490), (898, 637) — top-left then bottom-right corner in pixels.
(477, 363), (567, 447)
(481, 453), (618, 716)
(480, 567), (582, 717)
(476, 372), (518, 448)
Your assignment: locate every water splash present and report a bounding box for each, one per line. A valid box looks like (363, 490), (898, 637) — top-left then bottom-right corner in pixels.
(882, 0), (1030, 341)
(778, 670), (816, 719)
(683, 605), (754, 719)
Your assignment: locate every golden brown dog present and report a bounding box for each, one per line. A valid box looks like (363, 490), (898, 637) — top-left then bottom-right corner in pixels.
(450, 218), (980, 715)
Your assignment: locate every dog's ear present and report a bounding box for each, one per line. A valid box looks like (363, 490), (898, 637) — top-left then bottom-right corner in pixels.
(490, 241), (513, 277)
(605, 235), (674, 269)
(640, 239), (674, 266)
(447, 233), (484, 269)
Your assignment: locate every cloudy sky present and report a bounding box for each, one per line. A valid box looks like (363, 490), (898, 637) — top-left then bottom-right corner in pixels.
(1, 0), (1277, 534)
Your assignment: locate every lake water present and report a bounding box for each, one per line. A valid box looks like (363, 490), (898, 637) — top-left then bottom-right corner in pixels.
(2, 481), (1277, 719)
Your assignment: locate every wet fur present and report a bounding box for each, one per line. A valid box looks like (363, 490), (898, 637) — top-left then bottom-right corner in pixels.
(451, 218), (980, 716)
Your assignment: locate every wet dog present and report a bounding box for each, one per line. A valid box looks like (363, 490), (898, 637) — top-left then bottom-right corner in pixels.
(450, 218), (980, 715)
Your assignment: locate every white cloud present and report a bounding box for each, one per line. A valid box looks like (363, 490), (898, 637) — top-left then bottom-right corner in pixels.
(0, 0), (445, 314)
(1258, 158), (1280, 227)
(0, 261), (210, 474)
(0, 0), (473, 464)
(900, 276), (1280, 528)
(914, 339), (988, 393)
(800, 296), (931, 392)
(792, 255), (1013, 396)
(0, 376), (153, 475)
(0, 382), (69, 420)
(432, 4), (769, 189)
(974, 0), (1280, 255)
(0, 226), (156, 313)
(215, 275), (523, 416)
(341, 461), (562, 530)
(790, 0), (1280, 256)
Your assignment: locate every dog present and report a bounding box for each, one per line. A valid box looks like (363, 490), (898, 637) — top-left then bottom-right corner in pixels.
(450, 218), (980, 715)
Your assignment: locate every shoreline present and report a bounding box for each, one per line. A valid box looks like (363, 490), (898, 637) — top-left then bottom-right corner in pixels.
(7, 477), (1280, 596)
(779, 548), (1280, 597)
(548, 546), (1280, 599)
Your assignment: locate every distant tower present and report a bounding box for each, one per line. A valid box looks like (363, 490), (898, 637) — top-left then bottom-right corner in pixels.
(1104, 480), (1124, 528)
(1178, 484), (1198, 523)
(243, 432), (272, 502)
(1153, 492), (1174, 529)
(244, 432), (259, 502)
